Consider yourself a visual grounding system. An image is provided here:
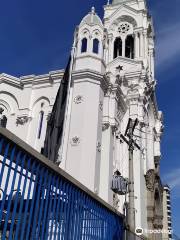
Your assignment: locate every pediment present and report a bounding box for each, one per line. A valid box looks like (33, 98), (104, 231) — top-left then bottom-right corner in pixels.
(107, 56), (143, 75)
(107, 4), (140, 27)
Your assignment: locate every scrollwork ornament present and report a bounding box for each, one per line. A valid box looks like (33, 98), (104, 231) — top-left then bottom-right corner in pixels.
(74, 95), (84, 104)
(71, 136), (80, 146)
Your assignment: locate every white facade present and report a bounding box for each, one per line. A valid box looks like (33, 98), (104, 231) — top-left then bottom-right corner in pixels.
(0, 0), (165, 237)
(0, 71), (63, 152)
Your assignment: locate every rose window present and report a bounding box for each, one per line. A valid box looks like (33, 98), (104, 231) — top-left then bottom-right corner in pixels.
(118, 23), (130, 34)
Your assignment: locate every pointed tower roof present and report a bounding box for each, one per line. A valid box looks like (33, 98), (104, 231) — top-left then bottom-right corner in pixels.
(79, 7), (103, 27)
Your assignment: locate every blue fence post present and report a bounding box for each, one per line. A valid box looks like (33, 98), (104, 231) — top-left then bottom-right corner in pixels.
(13, 157), (32, 240)
(44, 175), (56, 239)
(40, 172), (53, 239)
(35, 168), (49, 239)
(1, 151), (22, 239)
(8, 153), (27, 240)
(0, 146), (15, 225)
(20, 160), (36, 240)
(53, 178), (62, 239)
(25, 163), (40, 240)
(49, 175), (59, 240)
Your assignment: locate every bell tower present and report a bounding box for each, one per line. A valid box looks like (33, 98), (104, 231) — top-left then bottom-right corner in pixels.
(63, 7), (108, 194)
(60, 1), (163, 236)
(104, 0), (154, 77)
(101, 0), (163, 235)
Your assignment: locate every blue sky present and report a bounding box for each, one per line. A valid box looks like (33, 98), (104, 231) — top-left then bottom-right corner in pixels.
(0, 0), (179, 235)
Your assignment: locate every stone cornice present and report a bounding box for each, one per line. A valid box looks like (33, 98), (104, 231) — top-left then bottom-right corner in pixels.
(20, 70), (64, 86)
(76, 55), (106, 68)
(125, 70), (144, 80)
(0, 70), (63, 89)
(72, 69), (109, 92)
(0, 73), (23, 89)
(108, 56), (143, 69)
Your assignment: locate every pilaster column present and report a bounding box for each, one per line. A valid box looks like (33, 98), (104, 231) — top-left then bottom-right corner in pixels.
(143, 30), (148, 58)
(140, 31), (144, 58)
(108, 34), (113, 62)
(149, 48), (155, 78)
(134, 32), (139, 59)
(122, 37), (126, 58)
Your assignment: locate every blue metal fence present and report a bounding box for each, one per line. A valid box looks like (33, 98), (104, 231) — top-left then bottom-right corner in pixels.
(0, 128), (124, 239)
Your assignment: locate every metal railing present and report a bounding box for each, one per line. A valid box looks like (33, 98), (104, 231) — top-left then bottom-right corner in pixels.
(0, 128), (124, 240)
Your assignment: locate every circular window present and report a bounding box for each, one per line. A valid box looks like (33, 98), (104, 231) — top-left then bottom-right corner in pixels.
(118, 23), (130, 34)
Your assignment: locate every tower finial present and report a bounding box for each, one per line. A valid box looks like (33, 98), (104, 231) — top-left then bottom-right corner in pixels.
(91, 6), (95, 14)
(107, 0), (110, 5)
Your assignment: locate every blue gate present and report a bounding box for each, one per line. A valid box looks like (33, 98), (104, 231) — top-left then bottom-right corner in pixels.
(0, 128), (124, 239)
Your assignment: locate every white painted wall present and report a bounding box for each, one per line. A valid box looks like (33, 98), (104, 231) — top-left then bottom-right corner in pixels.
(0, 71), (63, 152)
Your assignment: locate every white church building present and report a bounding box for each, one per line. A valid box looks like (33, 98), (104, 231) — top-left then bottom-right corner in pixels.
(0, 0), (166, 238)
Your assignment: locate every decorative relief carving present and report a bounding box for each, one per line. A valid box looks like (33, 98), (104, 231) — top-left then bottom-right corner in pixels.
(16, 116), (31, 126)
(99, 101), (103, 111)
(96, 141), (101, 152)
(145, 169), (155, 192)
(71, 136), (80, 146)
(102, 123), (110, 131)
(74, 95), (84, 104)
(111, 125), (118, 134)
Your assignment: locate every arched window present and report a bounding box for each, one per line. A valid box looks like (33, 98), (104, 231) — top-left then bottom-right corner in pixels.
(37, 111), (44, 139)
(0, 115), (7, 128)
(125, 35), (134, 59)
(114, 38), (122, 59)
(93, 39), (99, 54)
(81, 38), (87, 53)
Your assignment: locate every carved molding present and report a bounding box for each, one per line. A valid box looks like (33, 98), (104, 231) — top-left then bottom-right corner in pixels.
(96, 141), (101, 152)
(145, 169), (155, 192)
(16, 116), (31, 126)
(146, 171), (164, 232)
(99, 101), (103, 111)
(102, 123), (110, 131)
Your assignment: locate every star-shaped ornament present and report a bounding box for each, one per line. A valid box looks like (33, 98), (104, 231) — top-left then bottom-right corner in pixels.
(116, 65), (123, 72)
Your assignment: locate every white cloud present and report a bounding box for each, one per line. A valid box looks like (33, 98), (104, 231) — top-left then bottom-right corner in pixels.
(163, 168), (180, 199)
(155, 22), (180, 68)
